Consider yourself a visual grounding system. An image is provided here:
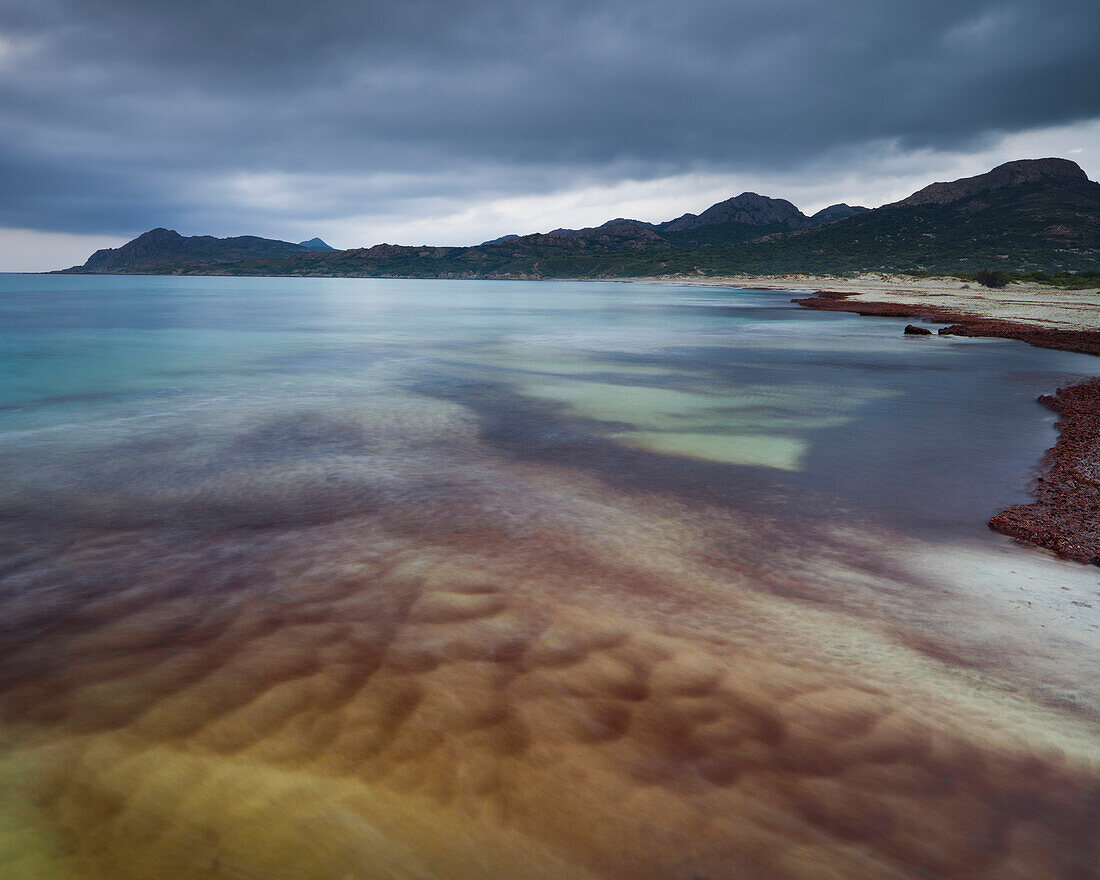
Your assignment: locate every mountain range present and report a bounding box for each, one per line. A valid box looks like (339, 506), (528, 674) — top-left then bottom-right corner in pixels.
(60, 158), (1098, 277)
(74, 229), (337, 272)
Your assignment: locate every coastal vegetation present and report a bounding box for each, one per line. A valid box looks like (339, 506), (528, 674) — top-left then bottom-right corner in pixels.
(975, 269), (1011, 288)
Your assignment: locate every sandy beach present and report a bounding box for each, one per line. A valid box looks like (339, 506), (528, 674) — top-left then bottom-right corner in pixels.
(644, 274), (1099, 332)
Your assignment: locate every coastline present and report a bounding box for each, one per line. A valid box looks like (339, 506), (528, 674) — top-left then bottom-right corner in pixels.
(5, 273), (1100, 878)
(642, 272), (1100, 336)
(988, 380), (1100, 564)
(36, 268), (1100, 563)
(652, 272), (1100, 565)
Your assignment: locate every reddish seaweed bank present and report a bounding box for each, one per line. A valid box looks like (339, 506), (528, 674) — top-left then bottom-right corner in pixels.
(990, 380), (1100, 564)
(794, 290), (1100, 565)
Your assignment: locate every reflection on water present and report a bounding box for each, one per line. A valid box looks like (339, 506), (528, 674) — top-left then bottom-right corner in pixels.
(0, 275), (1098, 880)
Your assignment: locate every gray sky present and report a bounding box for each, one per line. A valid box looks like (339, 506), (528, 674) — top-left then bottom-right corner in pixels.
(1, 0), (1098, 270)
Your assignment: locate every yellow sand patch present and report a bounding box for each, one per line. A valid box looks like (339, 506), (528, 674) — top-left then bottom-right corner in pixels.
(623, 431), (806, 470)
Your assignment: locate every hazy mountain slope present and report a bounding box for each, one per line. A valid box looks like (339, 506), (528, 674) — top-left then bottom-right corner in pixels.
(68, 228), (317, 272)
(298, 238), (337, 251)
(658, 192), (808, 232)
(807, 204), (869, 224)
(713, 163), (1100, 274)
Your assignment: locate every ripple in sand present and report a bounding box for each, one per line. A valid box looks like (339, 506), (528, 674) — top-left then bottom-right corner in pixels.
(2, 480), (1098, 880)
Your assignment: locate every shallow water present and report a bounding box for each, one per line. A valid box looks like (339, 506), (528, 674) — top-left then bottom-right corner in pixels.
(1, 275), (1098, 879)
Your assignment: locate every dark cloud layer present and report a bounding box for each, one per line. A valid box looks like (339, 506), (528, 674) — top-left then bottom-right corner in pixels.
(1, 0), (1098, 237)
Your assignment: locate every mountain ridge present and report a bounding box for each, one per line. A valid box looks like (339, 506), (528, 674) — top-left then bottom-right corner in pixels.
(659, 192), (808, 232)
(61, 158), (1097, 277)
(76, 228), (317, 272)
(298, 237), (336, 251)
(891, 157), (1088, 208)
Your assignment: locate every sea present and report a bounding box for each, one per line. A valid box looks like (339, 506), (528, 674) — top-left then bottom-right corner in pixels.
(1, 274), (1097, 880)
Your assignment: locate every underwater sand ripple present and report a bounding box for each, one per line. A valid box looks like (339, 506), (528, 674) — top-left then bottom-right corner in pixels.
(1, 479), (1098, 880)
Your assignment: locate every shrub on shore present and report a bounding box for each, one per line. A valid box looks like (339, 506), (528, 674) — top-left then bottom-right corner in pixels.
(975, 269), (1010, 288)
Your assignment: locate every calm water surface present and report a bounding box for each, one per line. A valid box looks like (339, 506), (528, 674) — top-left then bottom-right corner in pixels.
(1, 275), (1098, 880)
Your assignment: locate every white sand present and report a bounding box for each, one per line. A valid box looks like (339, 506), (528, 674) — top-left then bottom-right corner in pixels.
(648, 273), (1100, 332)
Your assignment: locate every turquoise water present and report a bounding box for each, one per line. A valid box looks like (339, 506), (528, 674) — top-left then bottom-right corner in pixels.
(1, 274), (1094, 538)
(1, 274), (1099, 880)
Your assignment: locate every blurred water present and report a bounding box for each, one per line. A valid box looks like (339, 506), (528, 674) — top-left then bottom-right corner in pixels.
(1, 274), (1099, 880)
(1, 274), (1093, 540)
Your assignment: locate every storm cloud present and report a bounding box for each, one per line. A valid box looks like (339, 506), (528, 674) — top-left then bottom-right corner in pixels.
(1, 0), (1098, 253)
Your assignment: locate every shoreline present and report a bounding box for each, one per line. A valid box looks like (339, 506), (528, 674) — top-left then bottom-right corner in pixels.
(17, 270), (1100, 564)
(988, 380), (1100, 565)
(691, 274), (1100, 565)
(5, 273), (1100, 877)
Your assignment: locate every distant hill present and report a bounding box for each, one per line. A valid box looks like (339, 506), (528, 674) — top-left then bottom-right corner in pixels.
(63, 228), (317, 273)
(529, 194), (872, 251)
(890, 157), (1087, 207)
(808, 203), (869, 224)
(713, 158), (1099, 275)
(298, 237), (336, 251)
(659, 192), (808, 232)
(61, 159), (1098, 277)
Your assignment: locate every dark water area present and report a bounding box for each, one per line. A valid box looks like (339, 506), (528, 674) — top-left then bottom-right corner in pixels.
(412, 297), (1092, 541)
(0, 275), (1098, 880)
